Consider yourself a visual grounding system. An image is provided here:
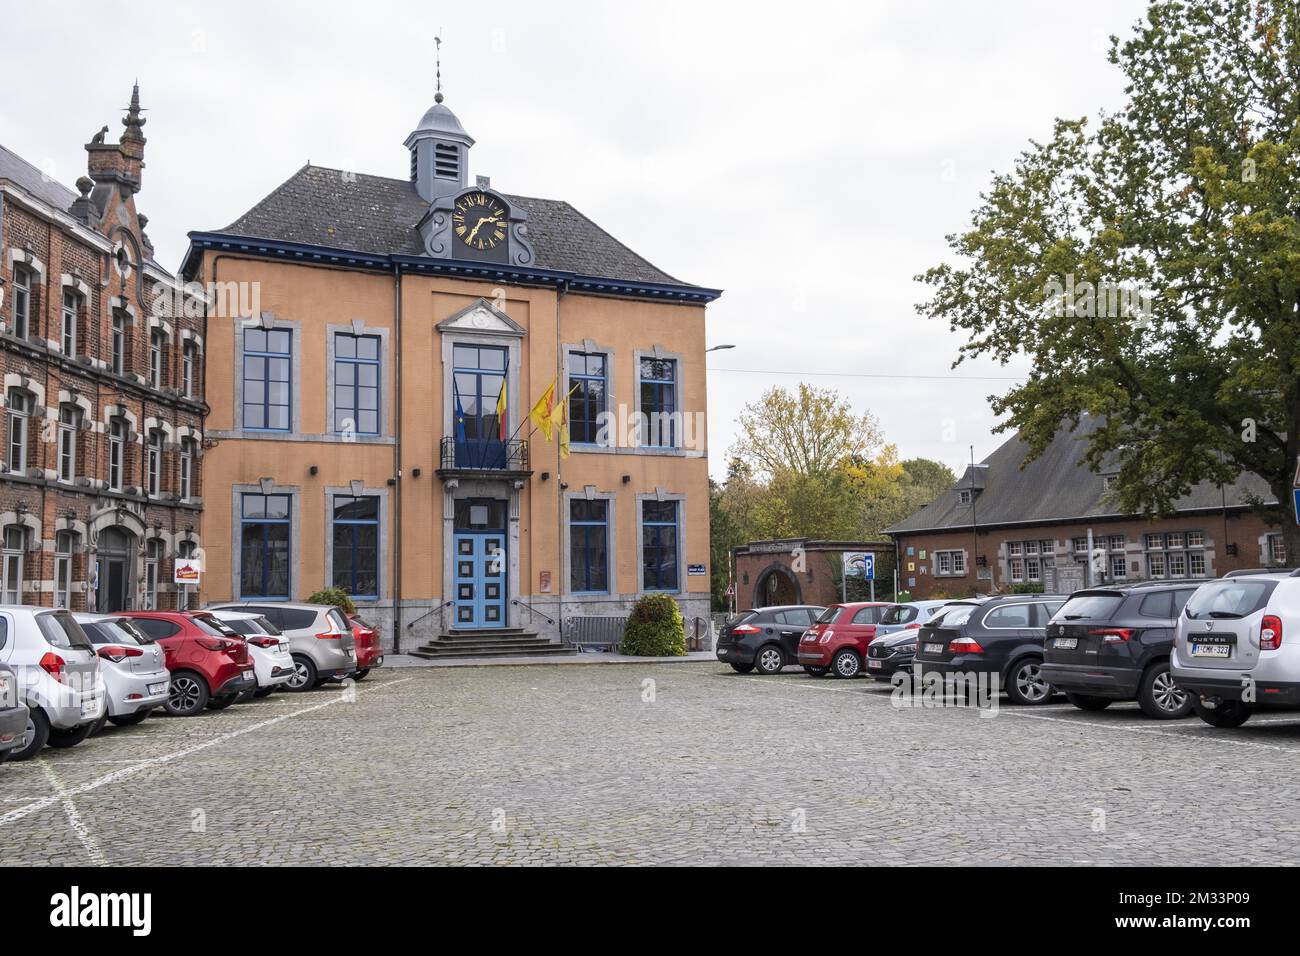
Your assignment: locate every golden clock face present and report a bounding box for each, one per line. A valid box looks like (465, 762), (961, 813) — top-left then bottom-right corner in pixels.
(452, 192), (508, 251)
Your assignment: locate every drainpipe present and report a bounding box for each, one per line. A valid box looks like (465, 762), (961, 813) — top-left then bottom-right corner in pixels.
(552, 278), (568, 637)
(392, 266), (403, 653)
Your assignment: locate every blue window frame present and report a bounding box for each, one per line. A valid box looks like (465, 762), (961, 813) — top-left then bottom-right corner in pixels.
(569, 499), (609, 593)
(240, 493), (290, 598)
(568, 352), (607, 445)
(639, 357), (676, 447)
(642, 499), (679, 591)
(452, 344), (507, 467)
(334, 333), (380, 435)
(332, 495), (379, 598)
(242, 328), (292, 431)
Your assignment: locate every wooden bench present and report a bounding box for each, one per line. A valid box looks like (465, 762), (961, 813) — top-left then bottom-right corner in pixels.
(564, 616), (626, 652)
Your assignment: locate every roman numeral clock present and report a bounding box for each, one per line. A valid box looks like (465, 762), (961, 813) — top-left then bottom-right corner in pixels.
(418, 187), (537, 267)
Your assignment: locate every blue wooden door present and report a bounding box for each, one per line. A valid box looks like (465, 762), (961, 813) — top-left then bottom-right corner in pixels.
(453, 532), (506, 628)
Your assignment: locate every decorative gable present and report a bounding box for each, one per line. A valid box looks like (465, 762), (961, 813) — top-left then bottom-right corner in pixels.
(436, 298), (526, 338)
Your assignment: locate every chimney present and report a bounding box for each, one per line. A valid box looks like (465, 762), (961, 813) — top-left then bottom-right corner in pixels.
(85, 82), (146, 196)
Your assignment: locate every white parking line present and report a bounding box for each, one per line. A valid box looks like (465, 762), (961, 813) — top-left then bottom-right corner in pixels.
(38, 759), (106, 866)
(0, 677), (416, 831)
(995, 707), (1300, 755)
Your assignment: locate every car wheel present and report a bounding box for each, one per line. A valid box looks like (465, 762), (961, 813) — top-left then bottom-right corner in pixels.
(353, 668), (370, 682)
(108, 710), (151, 727)
(831, 649), (861, 679)
(1065, 692), (1113, 712)
(1006, 658), (1052, 705)
(285, 655), (318, 691)
(47, 722), (94, 749)
(1192, 698), (1253, 728)
(10, 708), (50, 761)
(252, 686), (275, 699)
(88, 712), (109, 737)
(728, 662), (755, 674)
(165, 671), (210, 717)
(804, 666), (828, 677)
(207, 693), (239, 711)
(1137, 662), (1192, 719)
(755, 645), (785, 675)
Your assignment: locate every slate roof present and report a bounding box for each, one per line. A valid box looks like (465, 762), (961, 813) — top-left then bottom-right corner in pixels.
(210, 164), (696, 288)
(0, 142), (79, 210)
(885, 415), (1277, 535)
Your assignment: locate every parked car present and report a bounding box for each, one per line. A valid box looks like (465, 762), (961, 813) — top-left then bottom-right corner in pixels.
(715, 605), (826, 674)
(348, 614), (384, 681)
(0, 664), (28, 762)
(0, 607), (105, 760)
(207, 603), (357, 690)
(74, 613), (171, 728)
(874, 600), (952, 637)
(797, 602), (895, 678)
(1172, 570), (1300, 728)
(910, 594), (1067, 704)
(122, 611), (256, 717)
(209, 610), (295, 698)
(1041, 583), (1200, 718)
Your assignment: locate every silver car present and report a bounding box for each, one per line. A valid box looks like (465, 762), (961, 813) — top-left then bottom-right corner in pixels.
(207, 603), (356, 691)
(1172, 570), (1300, 729)
(0, 607), (105, 760)
(0, 664), (28, 762)
(874, 600), (953, 637)
(209, 610), (295, 697)
(74, 613), (171, 728)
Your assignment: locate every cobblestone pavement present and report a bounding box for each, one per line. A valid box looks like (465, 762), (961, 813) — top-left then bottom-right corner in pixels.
(4, 663), (1300, 865)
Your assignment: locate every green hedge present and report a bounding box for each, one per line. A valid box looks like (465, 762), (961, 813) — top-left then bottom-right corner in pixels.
(620, 593), (687, 657)
(306, 587), (357, 615)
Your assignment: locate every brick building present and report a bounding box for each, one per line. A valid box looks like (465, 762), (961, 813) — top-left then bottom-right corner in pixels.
(0, 86), (206, 611)
(732, 538), (895, 612)
(885, 416), (1287, 600)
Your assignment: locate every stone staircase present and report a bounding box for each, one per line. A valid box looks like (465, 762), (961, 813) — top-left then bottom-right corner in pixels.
(408, 626), (574, 660)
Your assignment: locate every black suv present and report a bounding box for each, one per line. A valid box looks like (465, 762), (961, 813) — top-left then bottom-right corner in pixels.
(911, 594), (1067, 704)
(716, 605), (825, 675)
(1041, 582), (1200, 718)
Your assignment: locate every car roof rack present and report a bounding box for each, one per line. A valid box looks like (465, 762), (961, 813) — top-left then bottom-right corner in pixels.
(1224, 568), (1298, 578)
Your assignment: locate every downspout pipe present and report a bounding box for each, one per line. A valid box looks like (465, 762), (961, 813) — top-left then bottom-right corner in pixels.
(392, 265), (403, 654)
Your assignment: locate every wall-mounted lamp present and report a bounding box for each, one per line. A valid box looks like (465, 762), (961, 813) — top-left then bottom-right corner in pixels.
(540, 472), (550, 481)
(309, 465), (319, 476)
(412, 467), (421, 478)
(621, 475), (631, 484)
(559, 482), (568, 490)
(386, 478), (396, 487)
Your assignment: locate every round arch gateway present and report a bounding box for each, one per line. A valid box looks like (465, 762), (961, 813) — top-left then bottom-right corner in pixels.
(755, 565), (800, 608)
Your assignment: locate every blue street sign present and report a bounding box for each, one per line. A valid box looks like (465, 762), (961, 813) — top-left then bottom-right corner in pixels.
(1294, 488), (1300, 526)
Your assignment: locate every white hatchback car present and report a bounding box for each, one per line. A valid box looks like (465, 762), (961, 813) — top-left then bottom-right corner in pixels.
(209, 610), (295, 697)
(0, 607), (105, 760)
(73, 613), (171, 728)
(1172, 570), (1300, 728)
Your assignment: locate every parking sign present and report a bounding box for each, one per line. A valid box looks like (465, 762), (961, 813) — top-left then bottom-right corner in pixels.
(843, 552), (875, 580)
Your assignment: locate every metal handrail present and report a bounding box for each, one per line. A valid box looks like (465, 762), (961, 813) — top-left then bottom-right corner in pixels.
(510, 597), (555, 627)
(439, 436), (529, 471)
(407, 600), (453, 629)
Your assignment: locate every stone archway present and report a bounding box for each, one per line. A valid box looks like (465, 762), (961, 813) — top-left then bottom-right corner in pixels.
(754, 563), (801, 608)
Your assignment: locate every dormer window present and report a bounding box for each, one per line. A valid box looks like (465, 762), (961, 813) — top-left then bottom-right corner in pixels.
(958, 489), (973, 505)
(1102, 474), (1118, 492)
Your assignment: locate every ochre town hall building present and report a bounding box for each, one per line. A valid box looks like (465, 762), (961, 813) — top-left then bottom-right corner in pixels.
(0, 87), (206, 613)
(181, 89), (720, 652)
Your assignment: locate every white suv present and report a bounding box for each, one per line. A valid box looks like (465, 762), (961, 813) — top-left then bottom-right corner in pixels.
(1171, 570), (1300, 728)
(207, 603), (356, 691)
(0, 607), (106, 760)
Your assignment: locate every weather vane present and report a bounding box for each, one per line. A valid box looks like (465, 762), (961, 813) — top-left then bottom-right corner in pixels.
(434, 32), (443, 103)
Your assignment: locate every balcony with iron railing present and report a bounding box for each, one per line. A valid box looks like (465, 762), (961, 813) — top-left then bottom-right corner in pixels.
(437, 436), (530, 479)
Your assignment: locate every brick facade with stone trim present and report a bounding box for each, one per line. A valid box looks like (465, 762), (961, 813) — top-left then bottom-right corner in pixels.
(0, 86), (207, 611)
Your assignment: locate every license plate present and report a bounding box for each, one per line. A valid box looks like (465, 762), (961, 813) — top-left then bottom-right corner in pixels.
(148, 682), (168, 695)
(243, 669), (255, 681)
(924, 643), (944, 655)
(1054, 638), (1078, 650)
(1190, 643), (1232, 658)
(802, 634), (816, 643)
(867, 659), (883, 669)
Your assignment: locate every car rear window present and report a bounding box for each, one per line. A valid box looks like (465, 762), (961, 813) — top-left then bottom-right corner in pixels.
(929, 604), (976, 628)
(881, 605), (918, 625)
(281, 608), (319, 630)
(776, 609), (812, 626)
(1137, 591), (1174, 618)
(1185, 581), (1278, 620)
(327, 609), (350, 632)
(726, 611), (757, 628)
(851, 606), (883, 625)
(192, 614), (239, 637)
(1056, 594), (1124, 621)
(814, 606), (842, 625)
(221, 619), (256, 635)
(107, 618), (154, 645)
(253, 616), (282, 635)
(37, 612), (93, 651)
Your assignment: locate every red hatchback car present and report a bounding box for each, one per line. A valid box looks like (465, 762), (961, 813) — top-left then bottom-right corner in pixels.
(797, 602), (894, 678)
(122, 611), (256, 717)
(348, 614), (384, 681)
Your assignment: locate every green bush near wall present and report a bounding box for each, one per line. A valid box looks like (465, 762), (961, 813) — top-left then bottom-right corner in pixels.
(620, 593), (687, 657)
(306, 587), (357, 615)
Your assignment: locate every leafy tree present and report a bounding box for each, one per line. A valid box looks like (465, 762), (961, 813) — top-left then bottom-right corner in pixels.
(732, 383), (885, 479)
(919, 0), (1300, 560)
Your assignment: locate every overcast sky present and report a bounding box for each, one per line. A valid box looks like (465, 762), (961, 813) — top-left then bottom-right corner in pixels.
(1, 0), (1153, 479)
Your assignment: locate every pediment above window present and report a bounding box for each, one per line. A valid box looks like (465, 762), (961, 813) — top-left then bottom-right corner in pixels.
(436, 299), (525, 338)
